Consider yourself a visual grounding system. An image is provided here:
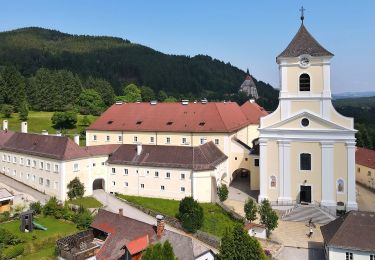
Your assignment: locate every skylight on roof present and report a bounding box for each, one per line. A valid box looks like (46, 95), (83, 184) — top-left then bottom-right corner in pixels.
(166, 122), (173, 125)
(136, 121), (142, 125)
(107, 120), (113, 124)
(199, 122), (205, 126)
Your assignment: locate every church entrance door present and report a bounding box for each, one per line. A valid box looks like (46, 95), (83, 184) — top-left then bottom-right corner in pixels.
(300, 185), (311, 204)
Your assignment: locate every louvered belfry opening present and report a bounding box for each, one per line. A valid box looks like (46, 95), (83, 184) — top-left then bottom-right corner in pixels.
(299, 73), (310, 91)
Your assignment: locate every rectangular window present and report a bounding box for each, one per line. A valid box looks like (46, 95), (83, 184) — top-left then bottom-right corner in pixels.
(33, 160), (37, 168)
(166, 137), (171, 144)
(200, 138), (206, 145)
(182, 138), (187, 144)
(357, 167), (360, 172)
(124, 169), (128, 175)
(370, 254), (375, 260)
(140, 184), (145, 189)
(7, 155), (11, 162)
(20, 158), (24, 165)
(161, 185), (165, 191)
(112, 181), (116, 186)
(26, 173), (30, 180)
(13, 170), (16, 176)
(133, 136), (138, 143)
(40, 161), (44, 169)
(106, 136), (110, 141)
(368, 171), (372, 177)
(46, 163), (51, 171)
(180, 187), (185, 192)
(166, 172), (171, 179)
(54, 164), (59, 173)
(214, 139), (219, 145)
(124, 182), (128, 187)
(155, 171), (159, 177)
(32, 175), (35, 181)
(13, 157), (17, 163)
(150, 136), (154, 143)
(300, 153), (312, 171)
(46, 179), (50, 187)
(254, 159), (259, 167)
(93, 163), (96, 167)
(2, 155), (5, 161)
(111, 168), (116, 174)
(39, 177), (43, 185)
(180, 173), (185, 180)
(345, 252), (353, 260)
(118, 135), (122, 142)
(73, 163), (79, 172)
(27, 159), (31, 166)
(93, 135), (97, 141)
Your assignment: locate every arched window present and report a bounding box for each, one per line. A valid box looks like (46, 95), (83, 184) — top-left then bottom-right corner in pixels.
(299, 73), (310, 91)
(300, 153), (311, 170)
(337, 179), (344, 193)
(270, 176), (277, 188)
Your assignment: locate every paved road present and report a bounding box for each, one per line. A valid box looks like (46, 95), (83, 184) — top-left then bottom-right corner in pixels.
(0, 173), (50, 203)
(276, 246), (325, 260)
(357, 184), (375, 212)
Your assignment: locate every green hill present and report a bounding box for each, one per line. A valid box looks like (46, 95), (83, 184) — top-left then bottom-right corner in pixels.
(0, 27), (278, 108)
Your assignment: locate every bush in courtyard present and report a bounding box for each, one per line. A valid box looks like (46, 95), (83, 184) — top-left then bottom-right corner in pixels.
(0, 228), (23, 245)
(244, 199), (257, 222)
(73, 208), (93, 230)
(178, 197), (204, 233)
(142, 240), (177, 260)
(67, 177), (85, 200)
(29, 201), (42, 215)
(1, 104), (14, 118)
(217, 184), (229, 202)
(43, 197), (63, 218)
(258, 199), (278, 237)
(217, 224), (267, 260)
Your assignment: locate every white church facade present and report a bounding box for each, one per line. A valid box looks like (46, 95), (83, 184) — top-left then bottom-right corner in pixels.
(258, 21), (358, 211)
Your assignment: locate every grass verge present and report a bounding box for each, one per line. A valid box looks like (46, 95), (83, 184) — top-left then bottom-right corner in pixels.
(69, 196), (103, 208)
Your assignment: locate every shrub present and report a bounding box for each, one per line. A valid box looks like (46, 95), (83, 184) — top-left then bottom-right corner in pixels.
(67, 177), (85, 200)
(0, 228), (23, 245)
(244, 199), (257, 222)
(0, 211), (10, 222)
(73, 208), (93, 230)
(142, 240), (177, 260)
(29, 201), (42, 215)
(217, 184), (229, 202)
(43, 197), (63, 218)
(2, 244), (24, 259)
(1, 104), (14, 118)
(178, 197), (203, 233)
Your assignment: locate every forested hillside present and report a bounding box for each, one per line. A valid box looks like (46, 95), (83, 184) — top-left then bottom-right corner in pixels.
(0, 27), (278, 111)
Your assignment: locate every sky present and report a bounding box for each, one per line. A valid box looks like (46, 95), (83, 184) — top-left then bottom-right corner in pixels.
(1, 1), (374, 94)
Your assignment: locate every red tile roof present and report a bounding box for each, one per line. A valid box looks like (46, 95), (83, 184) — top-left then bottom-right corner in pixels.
(88, 101), (264, 133)
(356, 147), (375, 169)
(84, 144), (121, 156)
(240, 101), (268, 124)
(0, 130), (14, 147)
(126, 235), (150, 255)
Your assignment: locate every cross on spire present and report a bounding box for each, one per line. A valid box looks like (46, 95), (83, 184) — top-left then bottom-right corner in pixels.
(300, 6), (306, 23)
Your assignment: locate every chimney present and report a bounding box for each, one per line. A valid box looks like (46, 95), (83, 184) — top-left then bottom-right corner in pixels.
(56, 132), (62, 137)
(249, 99), (255, 103)
(74, 135), (80, 145)
(156, 215), (165, 239)
(137, 143), (142, 155)
(119, 208), (123, 216)
(2, 120), (8, 131)
(41, 130), (48, 135)
(21, 122), (28, 133)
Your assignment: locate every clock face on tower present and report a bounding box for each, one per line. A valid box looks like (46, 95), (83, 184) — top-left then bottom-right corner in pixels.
(299, 55), (310, 68)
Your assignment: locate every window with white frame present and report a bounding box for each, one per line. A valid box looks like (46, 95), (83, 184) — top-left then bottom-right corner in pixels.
(133, 136), (138, 143)
(2, 166), (5, 172)
(300, 153), (311, 171)
(7, 155), (11, 162)
(166, 137), (171, 144)
(13, 156), (17, 163)
(182, 137), (187, 144)
(27, 159), (31, 166)
(370, 254), (375, 260)
(150, 136), (154, 143)
(161, 185), (165, 191)
(40, 161), (44, 169)
(32, 175), (35, 181)
(124, 169), (128, 175)
(106, 136), (110, 142)
(54, 164), (59, 173)
(112, 181), (116, 186)
(214, 139), (219, 145)
(73, 163), (79, 172)
(33, 160), (37, 168)
(200, 138), (206, 145)
(93, 135), (97, 141)
(180, 187), (185, 192)
(140, 183), (145, 189)
(118, 135), (122, 142)
(93, 163), (96, 167)
(111, 168), (116, 174)
(124, 182), (128, 187)
(39, 177), (43, 185)
(26, 173), (30, 180)
(155, 171), (159, 177)
(13, 169), (16, 176)
(180, 173), (185, 180)
(2, 155), (5, 161)
(345, 252), (353, 260)
(166, 172), (171, 179)
(46, 179), (50, 187)
(20, 158), (24, 165)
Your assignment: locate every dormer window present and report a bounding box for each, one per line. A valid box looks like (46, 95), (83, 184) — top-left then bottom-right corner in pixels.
(136, 121), (142, 125)
(166, 121), (173, 125)
(299, 73), (310, 91)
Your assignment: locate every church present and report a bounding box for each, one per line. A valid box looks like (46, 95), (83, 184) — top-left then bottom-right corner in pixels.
(258, 16), (358, 211)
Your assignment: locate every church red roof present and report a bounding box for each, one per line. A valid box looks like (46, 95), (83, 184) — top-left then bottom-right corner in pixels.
(88, 101), (265, 133)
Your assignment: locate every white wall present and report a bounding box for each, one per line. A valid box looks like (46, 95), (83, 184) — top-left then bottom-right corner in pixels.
(328, 247), (375, 260)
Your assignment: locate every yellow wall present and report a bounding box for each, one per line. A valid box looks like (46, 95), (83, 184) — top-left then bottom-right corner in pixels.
(356, 164), (375, 189)
(290, 101), (321, 115)
(286, 65), (324, 94)
(0, 202), (11, 213)
(249, 155), (260, 190)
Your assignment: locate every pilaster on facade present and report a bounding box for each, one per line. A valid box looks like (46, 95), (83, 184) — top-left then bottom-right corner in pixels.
(346, 141), (358, 210)
(258, 138), (268, 202)
(277, 140), (292, 203)
(60, 162), (66, 201)
(320, 141), (336, 207)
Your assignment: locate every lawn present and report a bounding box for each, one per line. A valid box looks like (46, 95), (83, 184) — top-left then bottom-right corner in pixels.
(69, 196), (103, 208)
(0, 216), (78, 259)
(117, 194), (241, 237)
(1, 111), (97, 145)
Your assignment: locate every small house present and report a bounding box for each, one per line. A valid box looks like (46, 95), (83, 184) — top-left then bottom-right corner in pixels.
(0, 188), (14, 213)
